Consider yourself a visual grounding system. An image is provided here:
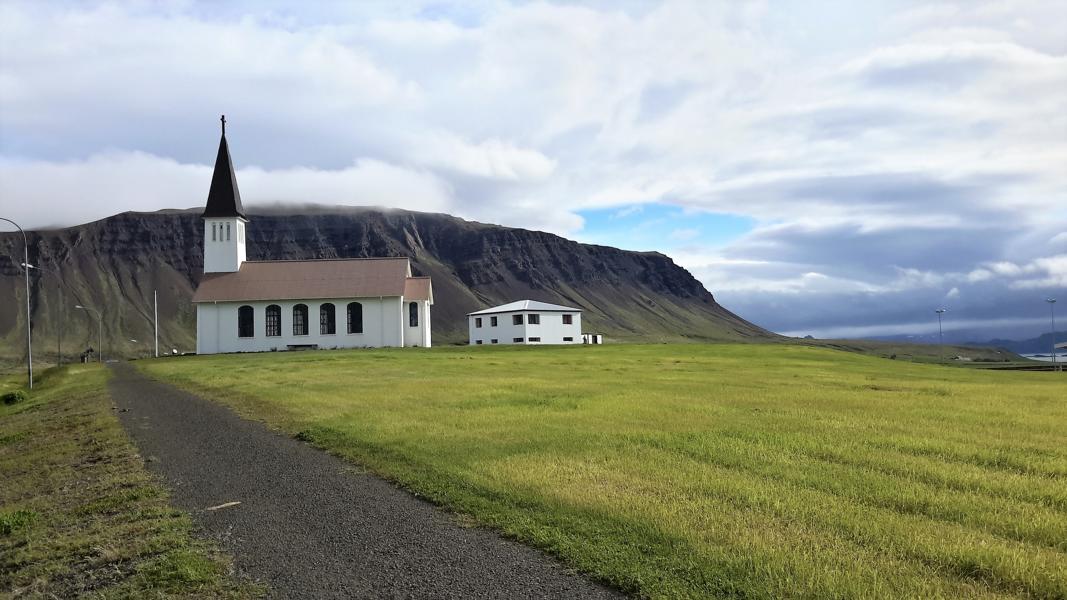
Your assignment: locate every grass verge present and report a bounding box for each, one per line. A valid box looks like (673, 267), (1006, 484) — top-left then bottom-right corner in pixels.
(139, 344), (1066, 599)
(0, 365), (261, 598)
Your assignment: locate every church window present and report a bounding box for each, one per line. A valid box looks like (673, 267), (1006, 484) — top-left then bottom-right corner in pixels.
(226, 223), (231, 241)
(513, 314), (523, 325)
(409, 302), (419, 327)
(237, 305), (254, 338)
(491, 316), (498, 327)
(293, 304), (308, 336)
(320, 303), (336, 335)
(513, 337), (524, 343)
(563, 314), (573, 325)
(475, 317), (482, 328)
(347, 302), (363, 334)
(528, 314), (540, 325)
(265, 305), (281, 337)
(212, 223), (217, 241)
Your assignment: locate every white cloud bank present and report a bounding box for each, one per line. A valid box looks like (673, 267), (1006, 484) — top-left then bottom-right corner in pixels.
(0, 0), (1064, 338)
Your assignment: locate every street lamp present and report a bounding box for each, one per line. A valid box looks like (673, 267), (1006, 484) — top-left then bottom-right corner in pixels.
(75, 305), (102, 363)
(1048, 298), (1058, 371)
(935, 308), (947, 364)
(22, 262), (64, 367)
(2, 217), (32, 389)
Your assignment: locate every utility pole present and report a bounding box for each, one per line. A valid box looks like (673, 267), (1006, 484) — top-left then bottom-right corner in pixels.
(935, 308), (947, 364)
(2, 218), (32, 389)
(1048, 298), (1058, 372)
(154, 290), (159, 358)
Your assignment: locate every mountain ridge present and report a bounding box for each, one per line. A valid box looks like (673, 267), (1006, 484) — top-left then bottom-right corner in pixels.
(1, 206), (771, 361)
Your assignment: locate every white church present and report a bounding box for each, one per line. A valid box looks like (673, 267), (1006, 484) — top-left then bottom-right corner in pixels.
(192, 117), (432, 354)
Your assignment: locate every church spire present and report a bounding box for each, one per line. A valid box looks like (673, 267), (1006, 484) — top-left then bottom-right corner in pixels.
(202, 114), (246, 220)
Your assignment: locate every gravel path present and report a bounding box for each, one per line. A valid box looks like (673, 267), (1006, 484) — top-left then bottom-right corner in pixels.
(108, 363), (622, 599)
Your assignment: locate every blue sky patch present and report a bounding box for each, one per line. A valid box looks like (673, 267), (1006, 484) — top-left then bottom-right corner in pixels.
(575, 203), (755, 252)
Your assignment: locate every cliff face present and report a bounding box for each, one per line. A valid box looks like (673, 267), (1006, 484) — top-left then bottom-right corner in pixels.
(0, 207), (770, 361)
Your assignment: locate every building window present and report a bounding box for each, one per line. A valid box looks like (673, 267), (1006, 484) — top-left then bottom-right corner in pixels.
(265, 304), (281, 337)
(409, 302), (419, 327)
(320, 303), (336, 335)
(528, 314), (540, 325)
(513, 314), (523, 325)
(238, 223), (244, 242)
(237, 305), (254, 338)
(563, 314), (573, 325)
(347, 302), (363, 334)
(513, 337), (524, 343)
(211, 223), (217, 241)
(491, 339), (498, 344)
(529, 337), (541, 342)
(226, 222), (231, 241)
(293, 304), (308, 336)
(475, 340), (483, 345)
(491, 316), (498, 327)
(563, 336), (573, 342)
(475, 317), (482, 328)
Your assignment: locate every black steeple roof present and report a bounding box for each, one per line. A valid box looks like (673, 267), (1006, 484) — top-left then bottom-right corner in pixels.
(202, 115), (247, 220)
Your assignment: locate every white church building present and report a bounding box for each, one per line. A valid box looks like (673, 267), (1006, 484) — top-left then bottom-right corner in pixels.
(192, 117), (432, 354)
(468, 300), (582, 345)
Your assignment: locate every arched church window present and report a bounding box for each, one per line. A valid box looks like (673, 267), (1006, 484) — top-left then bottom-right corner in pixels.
(293, 304), (308, 336)
(347, 302), (363, 334)
(409, 302), (419, 327)
(265, 305), (281, 337)
(212, 223), (217, 241)
(320, 303), (336, 335)
(226, 222), (231, 241)
(237, 305), (254, 338)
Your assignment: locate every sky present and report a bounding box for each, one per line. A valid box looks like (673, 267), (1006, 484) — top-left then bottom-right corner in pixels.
(1, 0), (1064, 340)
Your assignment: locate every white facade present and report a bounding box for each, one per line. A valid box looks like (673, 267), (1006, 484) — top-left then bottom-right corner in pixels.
(468, 300), (582, 345)
(196, 297), (430, 354)
(204, 217), (247, 273)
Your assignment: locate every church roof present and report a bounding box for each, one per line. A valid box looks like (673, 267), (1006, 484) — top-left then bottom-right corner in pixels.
(468, 300), (581, 316)
(202, 116), (246, 220)
(192, 258), (432, 303)
(404, 277), (433, 302)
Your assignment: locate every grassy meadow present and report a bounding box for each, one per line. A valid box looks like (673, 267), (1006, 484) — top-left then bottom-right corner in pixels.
(0, 365), (259, 598)
(138, 344), (1067, 599)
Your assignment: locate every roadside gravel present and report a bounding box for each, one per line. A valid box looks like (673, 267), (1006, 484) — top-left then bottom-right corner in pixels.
(108, 362), (622, 599)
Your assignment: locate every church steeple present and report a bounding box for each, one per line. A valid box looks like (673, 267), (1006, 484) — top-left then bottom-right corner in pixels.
(202, 115), (246, 220)
(202, 115), (248, 274)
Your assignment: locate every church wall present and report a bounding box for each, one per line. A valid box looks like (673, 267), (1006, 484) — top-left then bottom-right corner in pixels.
(402, 299), (431, 348)
(195, 296), (409, 354)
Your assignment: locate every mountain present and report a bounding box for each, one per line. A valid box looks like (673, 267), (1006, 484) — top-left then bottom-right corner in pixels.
(965, 332), (1066, 355)
(0, 207), (770, 363)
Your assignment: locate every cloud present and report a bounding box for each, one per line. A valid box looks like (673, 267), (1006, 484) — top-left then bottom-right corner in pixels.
(0, 0), (1064, 340)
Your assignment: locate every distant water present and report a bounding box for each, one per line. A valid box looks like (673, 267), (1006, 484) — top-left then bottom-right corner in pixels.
(1021, 353), (1067, 363)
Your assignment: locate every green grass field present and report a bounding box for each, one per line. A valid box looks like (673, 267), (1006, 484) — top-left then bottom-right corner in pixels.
(139, 344), (1067, 599)
(0, 366), (259, 598)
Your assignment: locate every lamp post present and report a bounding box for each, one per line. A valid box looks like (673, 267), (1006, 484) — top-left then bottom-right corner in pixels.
(935, 308), (947, 364)
(2, 217), (32, 389)
(76, 305), (102, 363)
(22, 262), (64, 367)
(1048, 298), (1058, 371)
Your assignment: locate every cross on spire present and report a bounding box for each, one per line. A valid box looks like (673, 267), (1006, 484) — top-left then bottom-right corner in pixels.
(221, 114), (226, 136)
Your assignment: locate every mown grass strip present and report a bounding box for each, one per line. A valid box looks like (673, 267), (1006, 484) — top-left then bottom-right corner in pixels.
(0, 365), (261, 598)
(139, 343), (1067, 599)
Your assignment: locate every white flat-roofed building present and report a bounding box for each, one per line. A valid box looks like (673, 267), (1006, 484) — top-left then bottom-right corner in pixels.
(468, 300), (582, 345)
